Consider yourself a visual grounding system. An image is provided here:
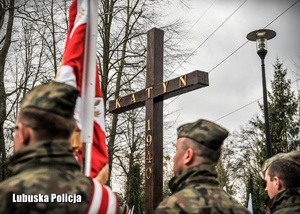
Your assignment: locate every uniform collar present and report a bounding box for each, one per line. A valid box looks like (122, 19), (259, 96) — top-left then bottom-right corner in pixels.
(168, 164), (218, 193)
(8, 140), (79, 174)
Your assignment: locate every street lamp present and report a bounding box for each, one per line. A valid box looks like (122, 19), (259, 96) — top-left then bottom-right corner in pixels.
(247, 29), (276, 158)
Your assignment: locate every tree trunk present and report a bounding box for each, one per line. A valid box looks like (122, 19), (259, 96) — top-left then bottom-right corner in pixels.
(0, 0), (15, 181)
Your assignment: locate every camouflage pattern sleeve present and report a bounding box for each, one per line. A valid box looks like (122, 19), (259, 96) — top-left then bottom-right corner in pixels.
(155, 187), (251, 214)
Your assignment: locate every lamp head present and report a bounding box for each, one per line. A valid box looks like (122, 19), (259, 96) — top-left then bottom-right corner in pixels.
(247, 29), (276, 58)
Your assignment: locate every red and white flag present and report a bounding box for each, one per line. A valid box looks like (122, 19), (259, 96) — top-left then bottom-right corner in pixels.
(56, 0), (108, 178)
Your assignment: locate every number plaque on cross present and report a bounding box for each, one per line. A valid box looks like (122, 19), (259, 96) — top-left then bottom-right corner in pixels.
(108, 28), (209, 214)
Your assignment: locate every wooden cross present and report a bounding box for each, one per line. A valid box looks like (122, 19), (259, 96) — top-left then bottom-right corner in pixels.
(108, 28), (209, 214)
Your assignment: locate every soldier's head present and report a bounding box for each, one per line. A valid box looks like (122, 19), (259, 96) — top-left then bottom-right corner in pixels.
(13, 81), (79, 152)
(173, 119), (229, 174)
(262, 151), (300, 199)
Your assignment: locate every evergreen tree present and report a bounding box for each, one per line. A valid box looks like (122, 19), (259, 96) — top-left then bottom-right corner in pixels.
(216, 157), (234, 195)
(127, 163), (144, 214)
(245, 175), (253, 204)
(268, 58), (299, 153)
(162, 154), (173, 198)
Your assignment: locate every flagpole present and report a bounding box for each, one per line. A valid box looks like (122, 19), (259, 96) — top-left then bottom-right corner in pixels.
(81, 0), (99, 176)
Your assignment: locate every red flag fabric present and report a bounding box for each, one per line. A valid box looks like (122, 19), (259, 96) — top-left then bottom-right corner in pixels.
(56, 0), (108, 178)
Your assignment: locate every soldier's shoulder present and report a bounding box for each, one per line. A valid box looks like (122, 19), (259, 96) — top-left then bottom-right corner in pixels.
(155, 194), (182, 214)
(0, 168), (92, 195)
(0, 176), (21, 213)
(155, 186), (250, 214)
(273, 206), (300, 214)
(155, 188), (202, 213)
(0, 173), (24, 191)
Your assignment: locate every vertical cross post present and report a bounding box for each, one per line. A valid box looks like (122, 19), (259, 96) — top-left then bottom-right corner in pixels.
(144, 28), (164, 213)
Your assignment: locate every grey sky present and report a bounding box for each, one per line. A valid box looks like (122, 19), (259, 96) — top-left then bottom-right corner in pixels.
(163, 0), (300, 136)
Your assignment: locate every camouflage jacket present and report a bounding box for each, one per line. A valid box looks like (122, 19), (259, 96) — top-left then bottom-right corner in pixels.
(155, 164), (250, 214)
(0, 140), (117, 214)
(267, 187), (300, 214)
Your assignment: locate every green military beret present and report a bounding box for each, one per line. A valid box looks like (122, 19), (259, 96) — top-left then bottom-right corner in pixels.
(20, 81), (79, 118)
(177, 119), (229, 151)
(261, 150), (300, 178)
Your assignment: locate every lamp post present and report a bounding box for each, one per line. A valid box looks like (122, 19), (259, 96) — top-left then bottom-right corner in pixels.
(247, 29), (276, 158)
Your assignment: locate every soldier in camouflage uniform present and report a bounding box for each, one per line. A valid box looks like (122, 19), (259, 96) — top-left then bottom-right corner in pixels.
(155, 119), (250, 214)
(0, 81), (118, 214)
(261, 150), (300, 213)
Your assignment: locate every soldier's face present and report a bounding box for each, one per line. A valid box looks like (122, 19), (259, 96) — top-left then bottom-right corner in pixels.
(173, 138), (186, 174)
(264, 168), (279, 199)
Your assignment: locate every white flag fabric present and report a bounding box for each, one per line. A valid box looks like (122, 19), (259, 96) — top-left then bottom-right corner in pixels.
(247, 193), (253, 214)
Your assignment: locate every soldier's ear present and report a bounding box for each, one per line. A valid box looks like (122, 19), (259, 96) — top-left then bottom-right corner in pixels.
(13, 123), (30, 153)
(18, 123), (32, 146)
(273, 176), (282, 190)
(184, 148), (195, 165)
(274, 177), (285, 190)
